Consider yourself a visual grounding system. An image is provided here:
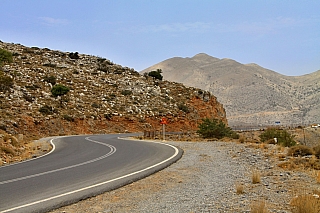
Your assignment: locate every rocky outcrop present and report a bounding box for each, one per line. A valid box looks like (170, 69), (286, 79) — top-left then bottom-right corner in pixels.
(0, 42), (226, 138)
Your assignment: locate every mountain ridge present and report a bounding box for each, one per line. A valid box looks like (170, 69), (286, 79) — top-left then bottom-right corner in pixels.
(142, 53), (320, 127)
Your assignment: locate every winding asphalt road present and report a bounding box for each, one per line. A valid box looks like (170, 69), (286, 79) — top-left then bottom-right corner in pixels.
(0, 134), (183, 213)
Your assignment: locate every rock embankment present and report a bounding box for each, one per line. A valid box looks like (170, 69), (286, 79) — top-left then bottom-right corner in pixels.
(0, 41), (226, 138)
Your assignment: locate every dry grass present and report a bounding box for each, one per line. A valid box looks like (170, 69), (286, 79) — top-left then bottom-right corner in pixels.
(251, 200), (269, 213)
(252, 169), (261, 184)
(235, 182), (245, 194)
(317, 172), (320, 183)
(0, 146), (15, 155)
(287, 145), (315, 157)
(278, 156), (320, 170)
(238, 136), (245, 143)
(290, 193), (320, 213)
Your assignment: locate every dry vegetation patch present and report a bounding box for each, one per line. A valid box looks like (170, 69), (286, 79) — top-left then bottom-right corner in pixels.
(0, 130), (51, 165)
(290, 193), (320, 213)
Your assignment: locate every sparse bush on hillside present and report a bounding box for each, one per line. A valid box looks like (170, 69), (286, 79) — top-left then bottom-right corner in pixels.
(104, 113), (112, 120)
(43, 62), (57, 68)
(0, 48), (13, 66)
(178, 103), (190, 113)
(23, 93), (35, 102)
(39, 105), (57, 115)
(62, 114), (75, 122)
(68, 52), (79, 59)
(121, 90), (133, 96)
(0, 71), (14, 92)
(51, 84), (70, 98)
(259, 128), (296, 147)
(197, 118), (238, 139)
(25, 84), (41, 90)
(97, 57), (114, 73)
(43, 75), (57, 85)
(91, 102), (101, 108)
(148, 69), (163, 81)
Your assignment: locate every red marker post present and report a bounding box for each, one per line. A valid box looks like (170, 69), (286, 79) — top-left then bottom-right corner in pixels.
(160, 117), (168, 141)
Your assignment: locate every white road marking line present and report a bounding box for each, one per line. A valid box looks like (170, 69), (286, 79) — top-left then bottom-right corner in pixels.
(0, 136), (116, 185)
(1, 139), (179, 213)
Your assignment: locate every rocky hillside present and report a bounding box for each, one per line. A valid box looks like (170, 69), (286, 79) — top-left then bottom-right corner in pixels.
(142, 53), (320, 127)
(0, 42), (226, 139)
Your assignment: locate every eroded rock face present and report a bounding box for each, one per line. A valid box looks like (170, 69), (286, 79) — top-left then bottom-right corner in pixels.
(0, 41), (226, 136)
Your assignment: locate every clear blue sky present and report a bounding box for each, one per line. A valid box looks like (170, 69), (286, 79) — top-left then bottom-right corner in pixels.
(1, 0), (319, 76)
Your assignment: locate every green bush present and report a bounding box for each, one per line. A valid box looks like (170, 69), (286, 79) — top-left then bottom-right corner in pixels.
(51, 84), (70, 97)
(0, 71), (14, 92)
(0, 48), (13, 66)
(148, 69), (163, 80)
(259, 128), (296, 147)
(197, 118), (237, 139)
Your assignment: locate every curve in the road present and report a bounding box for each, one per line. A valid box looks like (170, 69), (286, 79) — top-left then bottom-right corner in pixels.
(0, 134), (183, 213)
(0, 137), (116, 185)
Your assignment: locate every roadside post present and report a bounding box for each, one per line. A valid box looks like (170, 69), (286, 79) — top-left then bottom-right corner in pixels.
(160, 117), (168, 141)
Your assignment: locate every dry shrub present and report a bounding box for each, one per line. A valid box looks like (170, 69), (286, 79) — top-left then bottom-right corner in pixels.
(278, 153), (286, 161)
(313, 145), (320, 159)
(236, 182), (245, 194)
(278, 160), (298, 170)
(239, 136), (245, 143)
(290, 194), (320, 213)
(10, 136), (20, 146)
(278, 156), (320, 170)
(252, 169), (261, 184)
(259, 143), (268, 150)
(287, 145), (315, 157)
(251, 200), (269, 213)
(0, 146), (15, 155)
(3, 134), (11, 142)
(265, 138), (276, 144)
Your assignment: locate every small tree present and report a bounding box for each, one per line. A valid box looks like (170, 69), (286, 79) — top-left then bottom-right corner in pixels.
(148, 69), (163, 80)
(51, 84), (70, 98)
(197, 118), (237, 139)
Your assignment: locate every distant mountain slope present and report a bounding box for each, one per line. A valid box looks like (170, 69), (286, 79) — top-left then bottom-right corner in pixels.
(142, 53), (320, 127)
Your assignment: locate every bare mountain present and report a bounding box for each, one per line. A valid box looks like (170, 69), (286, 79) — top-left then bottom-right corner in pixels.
(142, 53), (320, 127)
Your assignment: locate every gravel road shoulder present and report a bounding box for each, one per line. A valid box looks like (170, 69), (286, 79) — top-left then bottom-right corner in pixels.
(49, 140), (319, 213)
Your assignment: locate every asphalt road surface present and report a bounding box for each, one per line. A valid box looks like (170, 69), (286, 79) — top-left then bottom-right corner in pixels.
(0, 134), (183, 213)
